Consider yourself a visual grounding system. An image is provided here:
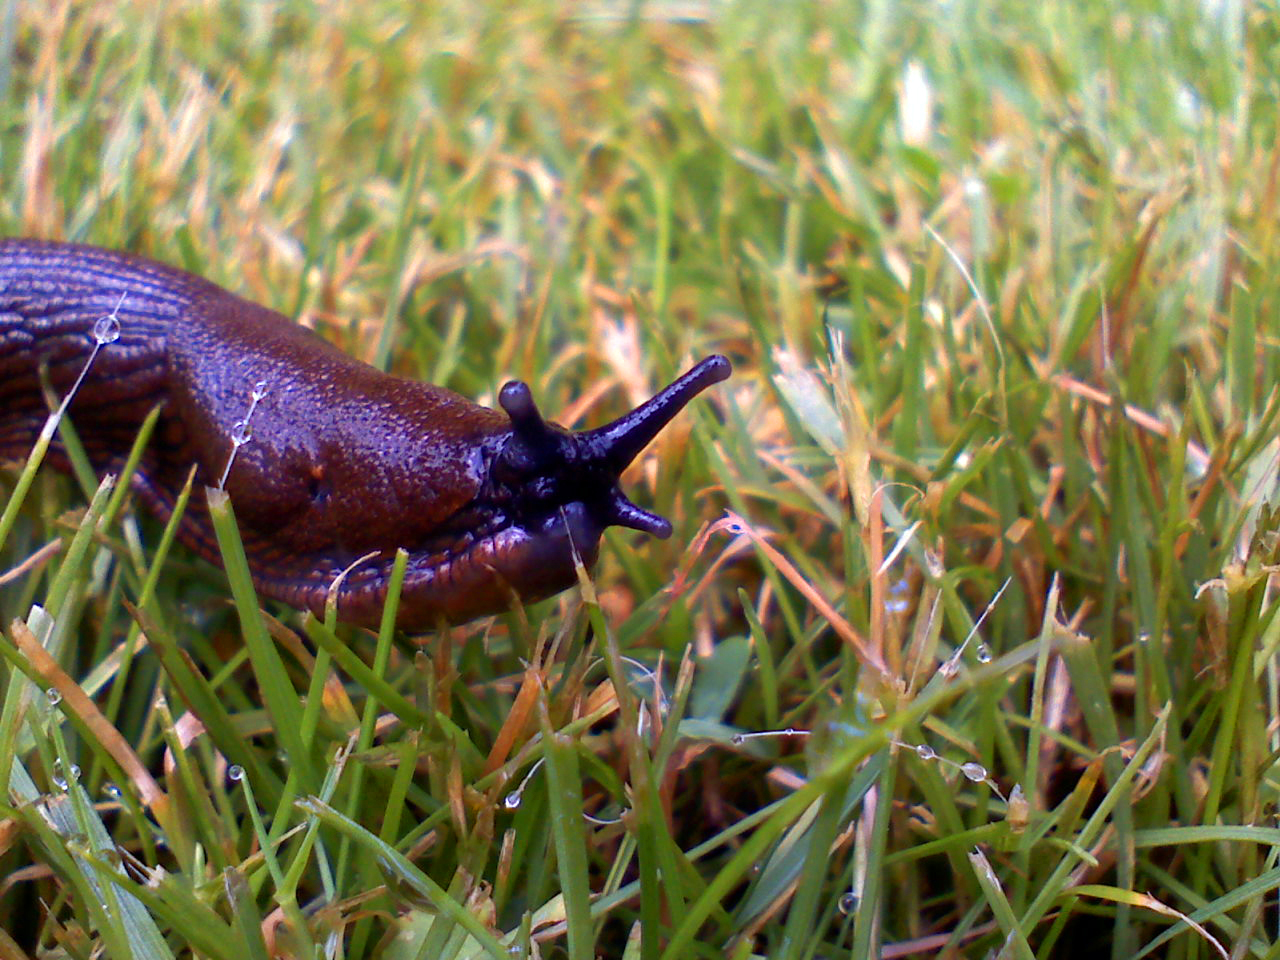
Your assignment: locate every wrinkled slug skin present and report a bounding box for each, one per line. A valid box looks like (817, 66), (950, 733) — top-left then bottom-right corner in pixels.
(0, 239), (730, 629)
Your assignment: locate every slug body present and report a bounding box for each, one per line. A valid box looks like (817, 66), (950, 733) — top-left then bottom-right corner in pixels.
(0, 239), (729, 628)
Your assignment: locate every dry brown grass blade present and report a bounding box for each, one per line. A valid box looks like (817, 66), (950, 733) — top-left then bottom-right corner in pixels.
(485, 665), (543, 776)
(0, 539), (62, 588)
(1053, 373), (1210, 472)
(706, 512), (889, 678)
(1175, 423), (1238, 560)
(8, 619), (167, 814)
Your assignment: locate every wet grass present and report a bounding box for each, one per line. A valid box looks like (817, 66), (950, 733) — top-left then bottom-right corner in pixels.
(1, 1), (1277, 957)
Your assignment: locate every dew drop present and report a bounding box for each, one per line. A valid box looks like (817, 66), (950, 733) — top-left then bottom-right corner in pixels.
(915, 744), (937, 761)
(975, 643), (993, 664)
(102, 782), (122, 800)
(731, 733), (746, 745)
(230, 420), (252, 445)
(228, 765), (245, 783)
(503, 792), (522, 810)
(45, 687), (63, 706)
(961, 761), (987, 782)
(52, 760), (79, 791)
(837, 892), (858, 915)
(93, 314), (121, 344)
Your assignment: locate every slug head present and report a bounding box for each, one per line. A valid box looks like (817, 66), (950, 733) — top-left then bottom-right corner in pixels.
(292, 355), (731, 630)
(469, 355), (731, 615)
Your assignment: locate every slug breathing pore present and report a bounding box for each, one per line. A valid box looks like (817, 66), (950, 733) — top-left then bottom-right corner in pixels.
(0, 238), (731, 630)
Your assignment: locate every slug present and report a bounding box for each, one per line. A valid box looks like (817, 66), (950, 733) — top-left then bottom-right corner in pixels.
(0, 239), (730, 628)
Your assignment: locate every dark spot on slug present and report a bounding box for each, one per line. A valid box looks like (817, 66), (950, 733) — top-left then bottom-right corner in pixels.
(0, 238), (731, 630)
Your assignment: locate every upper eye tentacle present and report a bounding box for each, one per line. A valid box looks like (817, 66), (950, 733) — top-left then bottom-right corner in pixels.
(577, 355), (731, 475)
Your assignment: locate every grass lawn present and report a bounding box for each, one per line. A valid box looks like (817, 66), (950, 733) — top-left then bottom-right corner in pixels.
(0, 1), (1275, 957)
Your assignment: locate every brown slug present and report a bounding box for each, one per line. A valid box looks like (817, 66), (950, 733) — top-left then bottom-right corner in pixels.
(0, 238), (730, 628)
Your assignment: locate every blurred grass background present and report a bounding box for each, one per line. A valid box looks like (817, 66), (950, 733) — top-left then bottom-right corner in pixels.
(1, 0), (1278, 957)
